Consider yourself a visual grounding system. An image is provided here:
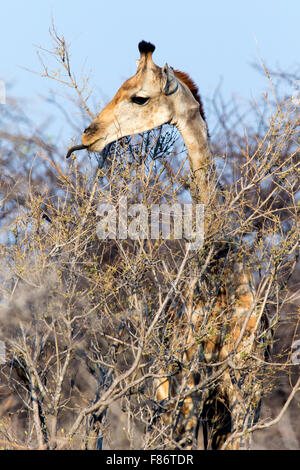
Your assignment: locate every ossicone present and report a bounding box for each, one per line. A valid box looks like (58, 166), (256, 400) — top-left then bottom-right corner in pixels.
(138, 40), (156, 55)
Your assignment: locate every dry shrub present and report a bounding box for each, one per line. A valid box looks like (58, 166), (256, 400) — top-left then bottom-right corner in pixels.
(0, 26), (299, 450)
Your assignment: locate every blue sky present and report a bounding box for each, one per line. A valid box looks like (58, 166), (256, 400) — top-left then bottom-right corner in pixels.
(1, 0), (299, 142)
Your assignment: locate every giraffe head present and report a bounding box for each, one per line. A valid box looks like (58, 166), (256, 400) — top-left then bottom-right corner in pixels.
(81, 41), (205, 153)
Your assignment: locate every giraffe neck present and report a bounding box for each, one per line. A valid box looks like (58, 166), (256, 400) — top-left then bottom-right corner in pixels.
(175, 111), (220, 207)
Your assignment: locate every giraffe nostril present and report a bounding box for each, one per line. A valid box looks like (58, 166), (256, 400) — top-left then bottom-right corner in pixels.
(84, 123), (99, 136)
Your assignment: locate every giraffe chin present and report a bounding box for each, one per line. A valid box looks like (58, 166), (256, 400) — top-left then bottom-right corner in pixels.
(87, 138), (107, 153)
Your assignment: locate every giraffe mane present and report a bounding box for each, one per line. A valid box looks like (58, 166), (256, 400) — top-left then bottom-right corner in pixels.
(173, 70), (206, 124)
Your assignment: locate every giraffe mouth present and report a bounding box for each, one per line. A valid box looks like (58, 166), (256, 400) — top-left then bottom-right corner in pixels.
(65, 136), (109, 159)
(86, 136), (110, 154)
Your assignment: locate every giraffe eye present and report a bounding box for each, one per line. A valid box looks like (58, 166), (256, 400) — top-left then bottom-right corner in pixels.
(131, 96), (150, 105)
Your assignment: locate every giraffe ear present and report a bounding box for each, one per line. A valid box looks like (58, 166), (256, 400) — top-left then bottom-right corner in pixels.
(136, 59), (140, 68)
(162, 64), (179, 96)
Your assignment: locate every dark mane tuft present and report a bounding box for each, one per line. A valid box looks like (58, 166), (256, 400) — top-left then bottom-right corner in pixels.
(138, 40), (156, 54)
(173, 70), (207, 125)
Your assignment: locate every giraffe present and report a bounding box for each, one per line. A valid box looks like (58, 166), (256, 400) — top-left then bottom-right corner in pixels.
(68, 41), (266, 449)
